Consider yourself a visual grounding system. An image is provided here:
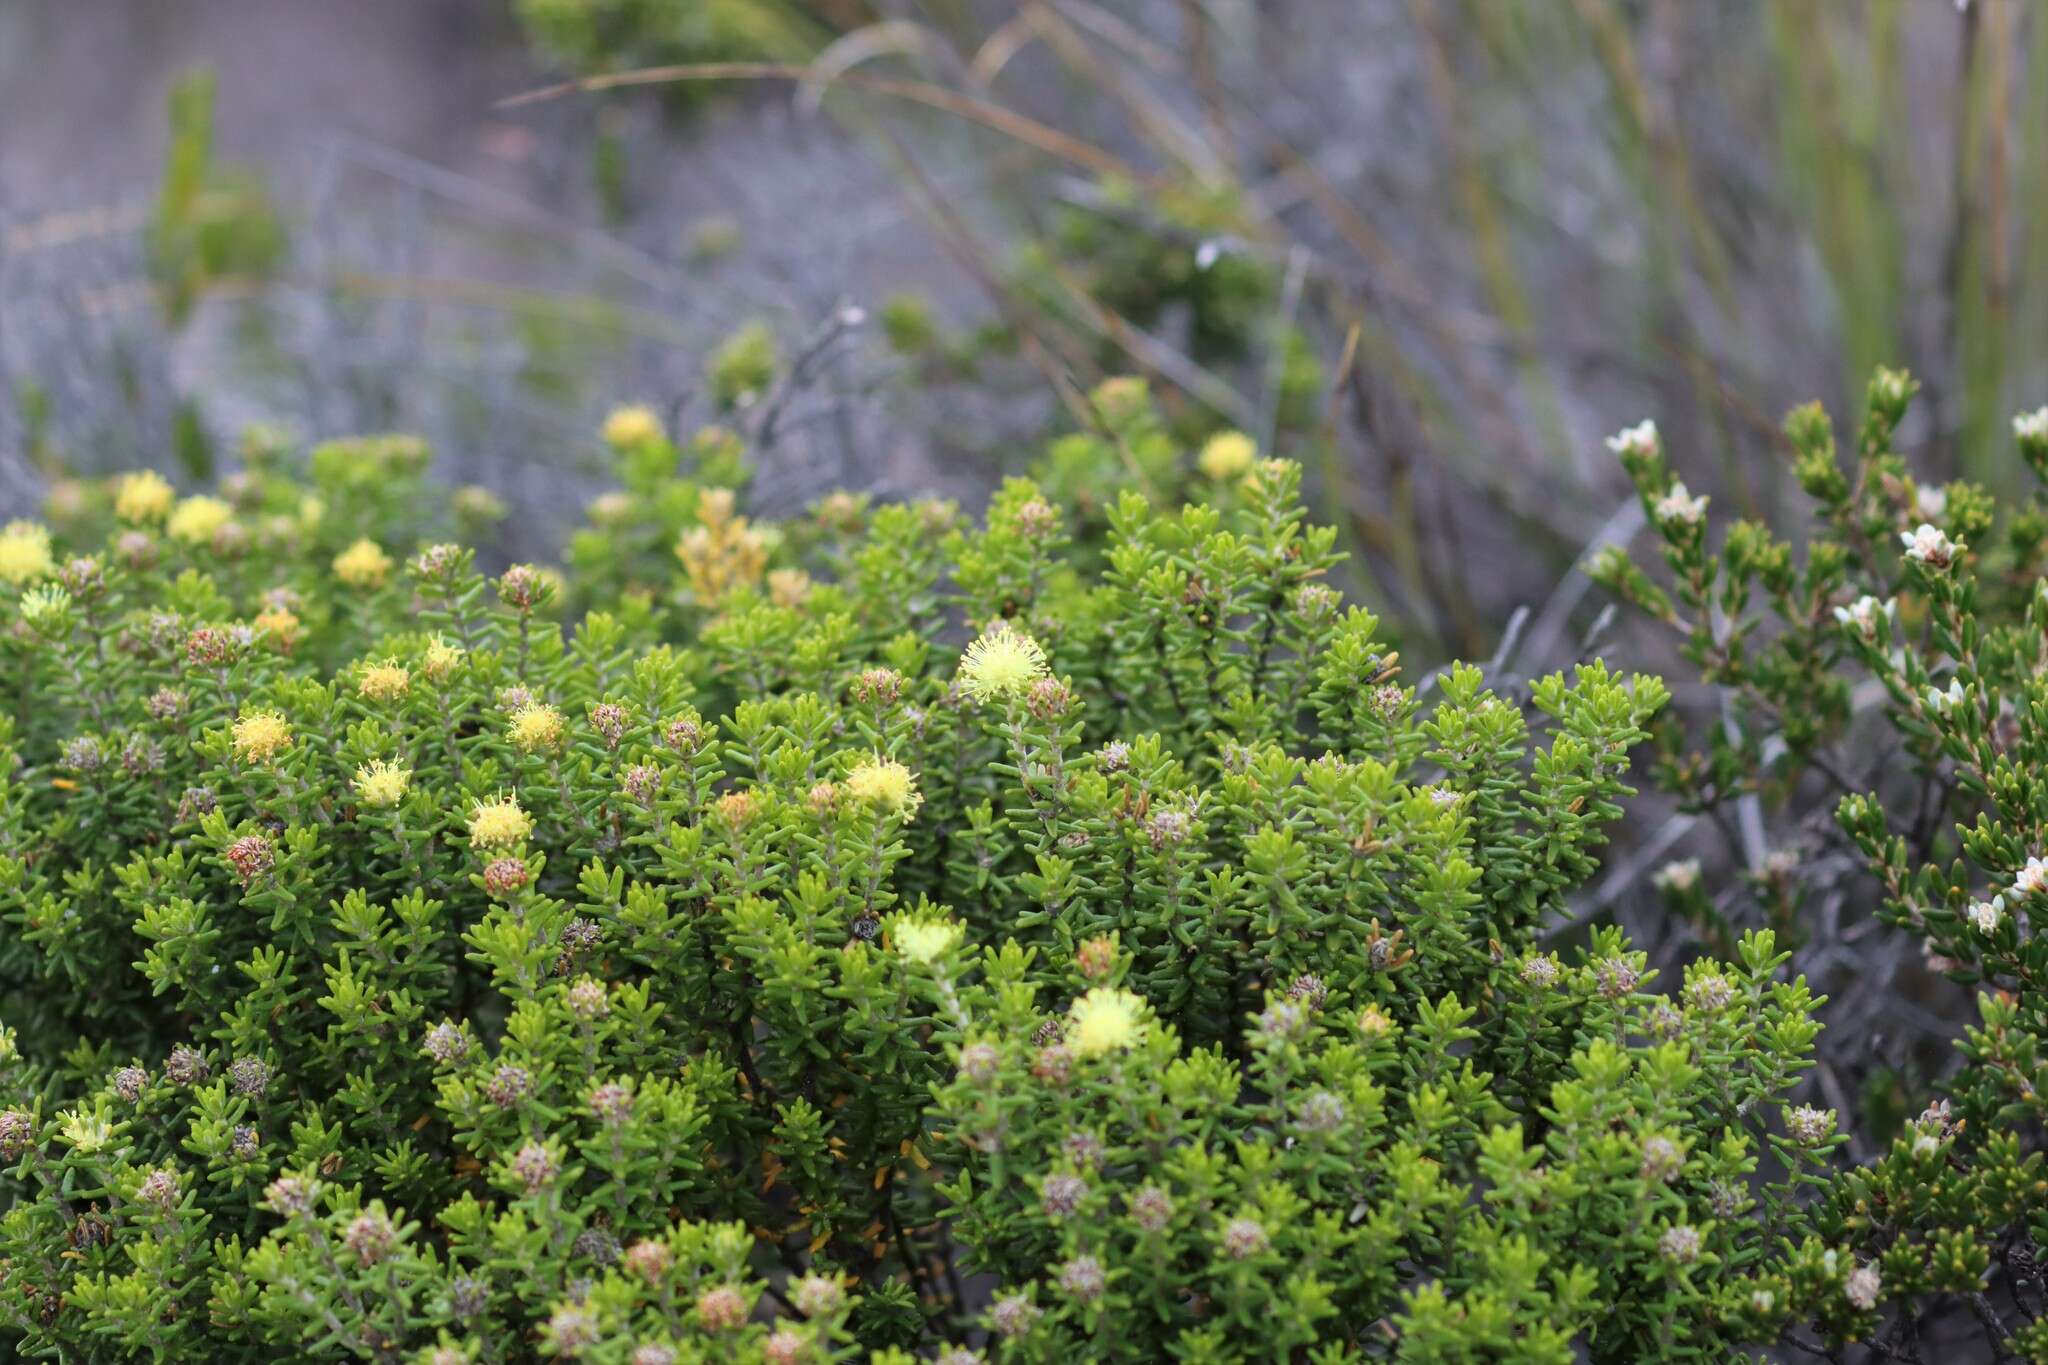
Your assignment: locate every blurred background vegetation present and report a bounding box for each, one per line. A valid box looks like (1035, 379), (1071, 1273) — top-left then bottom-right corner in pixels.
(2, 0), (2044, 665)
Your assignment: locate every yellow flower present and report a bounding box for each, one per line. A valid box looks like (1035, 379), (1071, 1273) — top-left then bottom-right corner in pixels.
(114, 470), (176, 524)
(845, 755), (921, 817)
(231, 710), (293, 764)
(353, 760), (412, 808)
(1092, 376), (1148, 423)
(714, 790), (759, 827)
(420, 635), (463, 682)
(767, 568), (812, 608)
(508, 703), (566, 753)
(1356, 1004), (1394, 1040)
(333, 538), (393, 589)
(1067, 987), (1146, 1057)
(298, 495), (325, 529)
(957, 626), (1049, 702)
(0, 521), (54, 585)
(1198, 430), (1256, 481)
(454, 486), (506, 522)
(253, 608), (302, 650)
(166, 496), (233, 545)
(58, 1108), (114, 1153)
(358, 660), (411, 703)
(469, 793), (533, 850)
(602, 404), (664, 449)
(892, 919), (962, 964)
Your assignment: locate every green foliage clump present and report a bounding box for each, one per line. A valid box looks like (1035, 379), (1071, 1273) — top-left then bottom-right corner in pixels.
(708, 322), (781, 412)
(0, 395), (2021, 1361)
(147, 71), (286, 327)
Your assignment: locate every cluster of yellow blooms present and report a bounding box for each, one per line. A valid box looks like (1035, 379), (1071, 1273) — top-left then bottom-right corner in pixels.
(253, 607), (303, 651)
(356, 661), (412, 703)
(1197, 429), (1257, 482)
(420, 636), (464, 682)
(166, 496), (233, 545)
(1066, 987), (1146, 1056)
(508, 703), (567, 754)
(675, 488), (771, 608)
(468, 793), (534, 850)
(113, 470), (176, 524)
(230, 710), (293, 765)
(332, 539), (394, 589)
(844, 754), (920, 816)
(352, 760), (412, 808)
(0, 522), (53, 585)
(600, 403), (665, 450)
(891, 919), (963, 965)
(955, 625), (1050, 703)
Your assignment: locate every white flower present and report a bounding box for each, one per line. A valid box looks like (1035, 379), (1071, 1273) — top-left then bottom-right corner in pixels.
(1966, 895), (2004, 934)
(1653, 481), (1708, 527)
(1844, 1264), (1881, 1311)
(1605, 419), (1659, 459)
(2014, 406), (2048, 442)
(1654, 858), (1701, 894)
(1925, 680), (1964, 712)
(1900, 523), (1959, 568)
(1832, 595), (1889, 639)
(1915, 485), (1948, 519)
(1786, 1104), (1836, 1145)
(2012, 857), (2048, 898)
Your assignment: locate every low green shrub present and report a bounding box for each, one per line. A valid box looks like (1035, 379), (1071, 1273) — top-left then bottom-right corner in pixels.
(1593, 370), (2048, 1362)
(0, 400), (2031, 1361)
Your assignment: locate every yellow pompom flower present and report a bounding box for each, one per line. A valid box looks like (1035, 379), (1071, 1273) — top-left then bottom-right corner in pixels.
(253, 608), (302, 651)
(469, 794), (533, 850)
(845, 755), (921, 817)
(333, 538), (393, 589)
(358, 660), (411, 703)
(353, 760), (412, 808)
(231, 710), (293, 764)
(602, 404), (664, 449)
(167, 496), (233, 545)
(1198, 430), (1256, 481)
(957, 626), (1049, 702)
(0, 521), (53, 585)
(114, 470), (176, 524)
(420, 635), (464, 682)
(1067, 987), (1146, 1057)
(508, 703), (566, 753)
(892, 919), (962, 964)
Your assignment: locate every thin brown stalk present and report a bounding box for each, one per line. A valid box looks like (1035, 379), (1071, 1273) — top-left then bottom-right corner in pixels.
(495, 61), (1151, 186)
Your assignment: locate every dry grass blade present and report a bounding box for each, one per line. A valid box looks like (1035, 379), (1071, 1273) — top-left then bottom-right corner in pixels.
(1020, 1), (1230, 184)
(966, 14), (1040, 87)
(798, 21), (962, 116)
(495, 62), (1151, 186)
